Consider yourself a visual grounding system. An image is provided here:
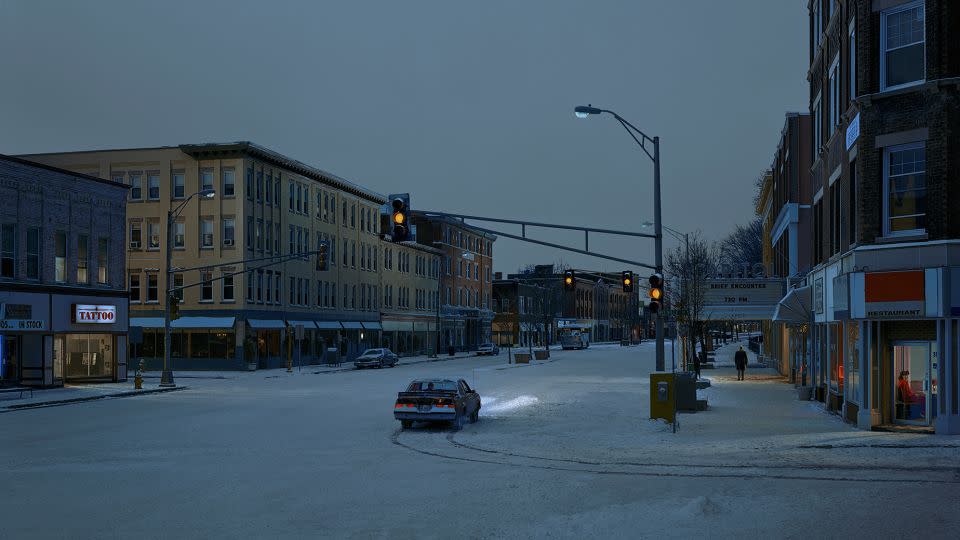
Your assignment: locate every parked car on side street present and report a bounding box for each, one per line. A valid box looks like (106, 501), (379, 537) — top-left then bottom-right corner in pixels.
(354, 348), (399, 369)
(476, 343), (500, 356)
(394, 378), (481, 431)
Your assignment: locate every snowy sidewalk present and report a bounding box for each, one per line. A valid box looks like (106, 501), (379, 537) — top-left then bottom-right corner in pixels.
(0, 383), (186, 411)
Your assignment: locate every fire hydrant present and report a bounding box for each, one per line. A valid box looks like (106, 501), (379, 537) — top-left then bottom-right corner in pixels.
(134, 359), (144, 390)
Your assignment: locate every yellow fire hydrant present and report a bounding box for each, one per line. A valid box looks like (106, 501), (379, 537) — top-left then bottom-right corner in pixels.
(134, 359), (144, 390)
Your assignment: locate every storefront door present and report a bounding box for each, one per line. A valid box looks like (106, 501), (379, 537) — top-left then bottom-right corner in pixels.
(1, 335), (18, 385)
(893, 341), (935, 425)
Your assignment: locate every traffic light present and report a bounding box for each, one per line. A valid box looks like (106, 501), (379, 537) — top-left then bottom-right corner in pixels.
(647, 273), (663, 314)
(391, 198), (409, 242)
(169, 294), (181, 321)
(563, 270), (576, 291)
(621, 271), (634, 292)
(316, 241), (328, 271)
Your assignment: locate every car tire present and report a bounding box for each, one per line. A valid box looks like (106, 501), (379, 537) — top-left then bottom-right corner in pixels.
(470, 408), (479, 423)
(400, 420), (413, 429)
(452, 411), (464, 431)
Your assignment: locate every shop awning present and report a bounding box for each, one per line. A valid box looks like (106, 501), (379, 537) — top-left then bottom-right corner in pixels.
(315, 321), (343, 330)
(130, 317), (163, 328)
(361, 322), (382, 330)
(341, 321), (364, 330)
(172, 317), (236, 329)
(247, 319), (287, 330)
(287, 320), (317, 330)
(773, 286), (812, 324)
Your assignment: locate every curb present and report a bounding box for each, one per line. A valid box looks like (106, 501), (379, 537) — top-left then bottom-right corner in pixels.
(309, 353), (482, 375)
(1, 386), (188, 412)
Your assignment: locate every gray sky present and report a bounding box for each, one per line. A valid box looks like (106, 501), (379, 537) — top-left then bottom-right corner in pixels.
(0, 0), (808, 275)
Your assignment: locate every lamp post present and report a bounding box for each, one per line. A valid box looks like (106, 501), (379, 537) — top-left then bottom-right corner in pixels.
(575, 105), (664, 372)
(160, 188), (215, 387)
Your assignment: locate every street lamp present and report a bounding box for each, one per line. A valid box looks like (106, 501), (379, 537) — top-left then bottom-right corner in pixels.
(575, 104), (665, 372)
(160, 188), (216, 387)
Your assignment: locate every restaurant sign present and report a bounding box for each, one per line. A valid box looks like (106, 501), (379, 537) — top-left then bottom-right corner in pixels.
(863, 271), (924, 319)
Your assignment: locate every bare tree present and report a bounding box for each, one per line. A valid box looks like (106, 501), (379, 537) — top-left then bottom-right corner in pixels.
(665, 232), (715, 370)
(717, 217), (763, 273)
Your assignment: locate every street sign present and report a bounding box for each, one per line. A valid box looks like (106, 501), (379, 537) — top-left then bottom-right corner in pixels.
(295, 324), (304, 340)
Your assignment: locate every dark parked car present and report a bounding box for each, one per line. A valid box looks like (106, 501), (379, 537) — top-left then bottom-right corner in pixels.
(394, 378), (481, 431)
(476, 343), (500, 356)
(354, 348), (399, 369)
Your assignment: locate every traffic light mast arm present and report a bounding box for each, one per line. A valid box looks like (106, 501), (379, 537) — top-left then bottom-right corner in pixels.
(416, 210), (657, 239)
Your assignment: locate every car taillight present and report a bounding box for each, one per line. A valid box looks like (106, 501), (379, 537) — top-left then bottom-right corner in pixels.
(395, 402), (415, 408)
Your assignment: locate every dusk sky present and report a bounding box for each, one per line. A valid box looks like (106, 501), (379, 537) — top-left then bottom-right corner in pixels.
(0, 0), (808, 275)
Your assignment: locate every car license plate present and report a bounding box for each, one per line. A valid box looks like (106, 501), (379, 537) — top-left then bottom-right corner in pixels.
(418, 404), (431, 412)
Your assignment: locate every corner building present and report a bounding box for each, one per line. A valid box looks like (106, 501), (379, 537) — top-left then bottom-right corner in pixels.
(22, 143), (386, 370)
(806, 0), (960, 433)
(1, 155), (129, 387)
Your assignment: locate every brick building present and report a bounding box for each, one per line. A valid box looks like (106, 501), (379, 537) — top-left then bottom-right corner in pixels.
(759, 113), (814, 377)
(492, 278), (551, 347)
(804, 0), (960, 433)
(1, 155), (129, 387)
(410, 214), (495, 351)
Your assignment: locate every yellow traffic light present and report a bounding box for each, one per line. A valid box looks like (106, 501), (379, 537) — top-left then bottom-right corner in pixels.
(649, 288), (662, 300)
(565, 277), (573, 285)
(624, 278), (632, 286)
(393, 212), (405, 225)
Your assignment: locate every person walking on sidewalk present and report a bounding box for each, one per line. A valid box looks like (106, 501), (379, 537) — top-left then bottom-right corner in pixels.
(734, 346), (748, 381)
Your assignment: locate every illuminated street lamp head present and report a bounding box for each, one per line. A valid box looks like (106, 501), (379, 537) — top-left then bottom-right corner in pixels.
(199, 189), (216, 198)
(574, 104), (602, 119)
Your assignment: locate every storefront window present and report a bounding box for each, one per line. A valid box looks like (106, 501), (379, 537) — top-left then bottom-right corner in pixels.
(829, 324), (843, 393)
(63, 334), (113, 379)
(846, 322), (860, 404)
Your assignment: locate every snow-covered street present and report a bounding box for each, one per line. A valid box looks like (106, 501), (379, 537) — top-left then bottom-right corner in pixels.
(3, 341), (959, 539)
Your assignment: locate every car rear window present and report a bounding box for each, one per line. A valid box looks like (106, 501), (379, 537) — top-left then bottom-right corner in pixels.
(407, 381), (457, 392)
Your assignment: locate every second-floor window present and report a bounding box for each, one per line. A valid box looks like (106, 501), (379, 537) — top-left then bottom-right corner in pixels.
(881, 2), (925, 91)
(130, 173), (142, 200)
(224, 218), (235, 247)
(97, 238), (108, 284)
(828, 55), (840, 137)
(884, 143), (926, 236)
(173, 222), (185, 249)
(55, 231), (67, 282)
(201, 272), (213, 302)
(77, 234), (89, 284)
(148, 174), (160, 200)
(129, 273), (140, 302)
(0, 224), (14, 278)
(27, 227), (41, 280)
(148, 222), (160, 250)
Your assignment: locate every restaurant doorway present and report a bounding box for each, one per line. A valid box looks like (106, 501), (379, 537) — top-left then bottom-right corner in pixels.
(893, 341), (937, 425)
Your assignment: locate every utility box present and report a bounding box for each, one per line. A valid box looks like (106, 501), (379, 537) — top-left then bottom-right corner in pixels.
(675, 372), (698, 412)
(649, 373), (676, 423)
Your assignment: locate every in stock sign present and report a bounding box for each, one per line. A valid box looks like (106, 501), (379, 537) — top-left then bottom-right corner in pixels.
(73, 304), (117, 324)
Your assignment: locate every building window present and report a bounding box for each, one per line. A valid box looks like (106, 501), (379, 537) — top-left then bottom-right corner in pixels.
(246, 167), (253, 200)
(884, 143), (926, 235)
(265, 173), (272, 204)
(265, 221), (273, 253)
(289, 181), (295, 210)
(77, 234), (89, 284)
(881, 2), (925, 91)
(130, 221), (142, 249)
(201, 272), (213, 302)
(849, 159), (857, 245)
(247, 272), (254, 301)
(289, 226), (295, 255)
(257, 270), (264, 303)
(173, 171), (185, 198)
(129, 273), (141, 302)
(148, 222), (161, 250)
(246, 217), (254, 249)
(303, 187), (309, 215)
(275, 272), (281, 304)
(296, 184), (302, 213)
(290, 276), (296, 305)
(0, 224), (14, 278)
(849, 19), (857, 104)
(350, 204), (355, 228)
(223, 218), (235, 247)
(222, 168), (235, 197)
(275, 224), (281, 253)
(265, 271), (272, 303)
(27, 227), (41, 280)
(222, 273), (234, 302)
(256, 219), (264, 251)
(173, 273), (184, 301)
(274, 179), (280, 207)
(256, 171), (263, 202)
(55, 231), (67, 282)
(147, 273), (159, 302)
(812, 93), (822, 152)
(173, 222), (185, 249)
(828, 55), (840, 138)
(148, 173), (160, 200)
(201, 218), (214, 248)
(130, 173), (142, 200)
